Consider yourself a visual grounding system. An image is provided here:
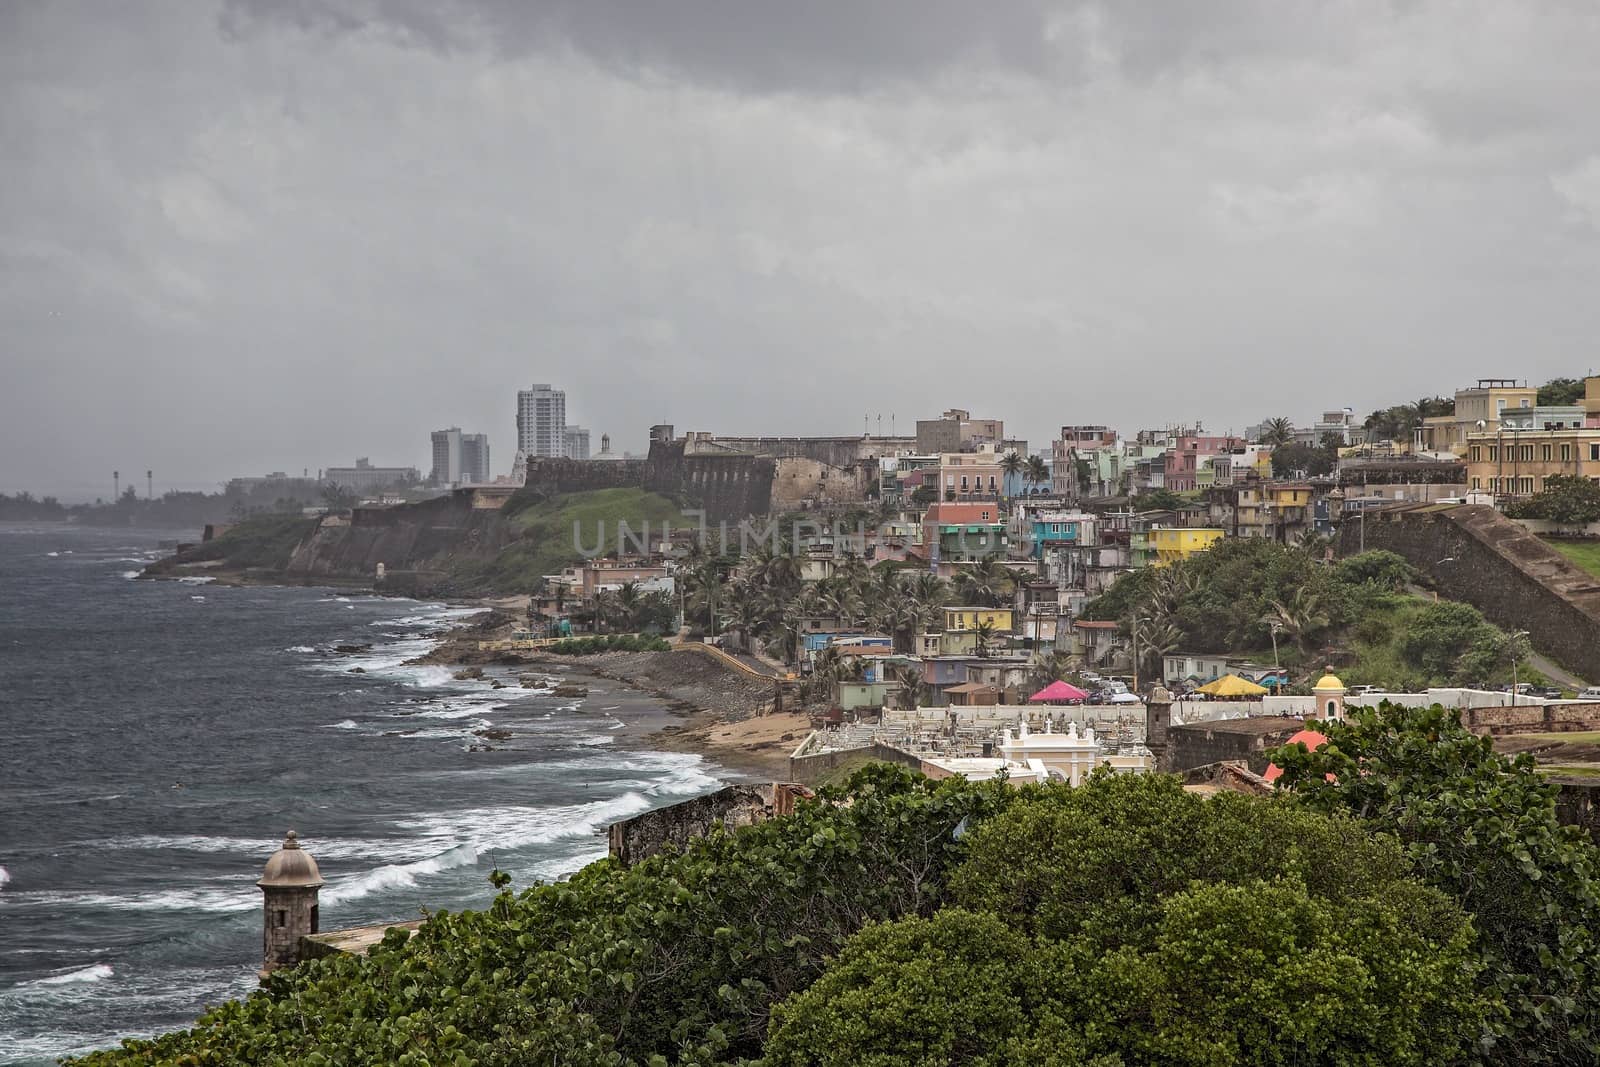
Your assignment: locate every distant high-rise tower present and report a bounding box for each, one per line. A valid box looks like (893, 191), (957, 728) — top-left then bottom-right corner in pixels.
(516, 384), (566, 458)
(431, 428), (493, 486)
(460, 433), (490, 483)
(563, 426), (591, 461)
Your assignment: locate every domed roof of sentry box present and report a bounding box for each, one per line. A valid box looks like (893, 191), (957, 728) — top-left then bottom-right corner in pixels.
(258, 830), (324, 889)
(1312, 668), (1346, 693)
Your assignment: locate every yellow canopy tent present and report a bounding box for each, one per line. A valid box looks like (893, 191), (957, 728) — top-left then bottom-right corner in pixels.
(1196, 674), (1270, 698)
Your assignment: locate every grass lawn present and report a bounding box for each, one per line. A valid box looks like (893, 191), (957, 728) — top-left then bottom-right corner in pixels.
(1517, 731), (1600, 745)
(451, 488), (686, 594)
(1545, 539), (1600, 579)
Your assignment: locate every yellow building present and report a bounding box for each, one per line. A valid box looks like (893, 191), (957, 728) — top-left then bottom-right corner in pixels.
(942, 607), (1015, 633)
(1423, 378), (1537, 455)
(1231, 484), (1313, 539)
(1465, 427), (1600, 498)
(1149, 527), (1225, 566)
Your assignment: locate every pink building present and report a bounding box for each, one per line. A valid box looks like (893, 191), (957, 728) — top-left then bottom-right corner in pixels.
(1165, 434), (1247, 492)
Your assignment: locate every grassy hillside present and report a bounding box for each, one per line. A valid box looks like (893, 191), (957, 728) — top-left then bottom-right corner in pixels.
(1545, 538), (1600, 579)
(151, 515), (318, 573)
(1082, 540), (1556, 692)
(451, 488), (685, 593)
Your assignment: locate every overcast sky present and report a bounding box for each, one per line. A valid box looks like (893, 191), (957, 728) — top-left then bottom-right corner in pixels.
(5, 1), (1600, 498)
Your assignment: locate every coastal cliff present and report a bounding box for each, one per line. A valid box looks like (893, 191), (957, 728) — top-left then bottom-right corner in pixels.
(142, 486), (688, 596)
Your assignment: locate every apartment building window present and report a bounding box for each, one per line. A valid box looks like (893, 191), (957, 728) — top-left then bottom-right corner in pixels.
(1521, 477), (1535, 494)
(1542, 444), (1553, 462)
(1470, 445), (1481, 463)
(1471, 477), (1481, 489)
(1522, 445), (1535, 462)
(960, 476), (968, 490)
(1591, 444), (1600, 462)
(1562, 444), (1573, 462)
(1488, 446), (1499, 461)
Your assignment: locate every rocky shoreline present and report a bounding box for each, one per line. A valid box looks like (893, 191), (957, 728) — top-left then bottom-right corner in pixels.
(142, 560), (806, 780)
(409, 622), (802, 780)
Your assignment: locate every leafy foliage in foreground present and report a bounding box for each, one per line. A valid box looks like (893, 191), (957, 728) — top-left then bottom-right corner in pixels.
(72, 767), (1009, 1066)
(75, 766), (1500, 1067)
(772, 779), (1484, 1066)
(1272, 703), (1600, 1064)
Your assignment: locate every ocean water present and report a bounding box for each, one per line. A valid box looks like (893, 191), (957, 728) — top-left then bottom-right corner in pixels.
(0, 525), (724, 1065)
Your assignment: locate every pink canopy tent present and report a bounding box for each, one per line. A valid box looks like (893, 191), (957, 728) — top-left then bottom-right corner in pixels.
(1029, 680), (1089, 703)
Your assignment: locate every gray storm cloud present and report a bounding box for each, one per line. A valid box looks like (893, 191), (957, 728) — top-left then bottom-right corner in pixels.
(3, 1), (1599, 497)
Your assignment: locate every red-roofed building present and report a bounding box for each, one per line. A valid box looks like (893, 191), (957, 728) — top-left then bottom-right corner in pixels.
(1263, 728), (1330, 784)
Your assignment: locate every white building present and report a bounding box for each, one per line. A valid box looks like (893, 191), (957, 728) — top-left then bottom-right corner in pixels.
(998, 718), (1150, 785)
(516, 384), (567, 458)
(323, 458), (419, 494)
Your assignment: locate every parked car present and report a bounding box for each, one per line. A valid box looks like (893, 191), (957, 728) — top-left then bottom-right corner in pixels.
(1348, 684), (1381, 696)
(1534, 686), (1565, 700)
(1578, 687), (1600, 701)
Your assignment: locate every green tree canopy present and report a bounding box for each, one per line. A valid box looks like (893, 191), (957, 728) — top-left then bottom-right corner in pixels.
(1271, 703), (1600, 1063)
(772, 775), (1485, 1067)
(1505, 473), (1600, 525)
(1537, 377), (1585, 406)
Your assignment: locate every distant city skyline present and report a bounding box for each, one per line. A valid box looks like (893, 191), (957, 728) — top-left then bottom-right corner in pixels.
(6, 5), (1600, 497)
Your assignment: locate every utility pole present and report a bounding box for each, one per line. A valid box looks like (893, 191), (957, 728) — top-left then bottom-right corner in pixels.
(113, 470), (119, 500)
(146, 470), (153, 500)
(1508, 629), (1529, 706)
(1131, 615), (1146, 694)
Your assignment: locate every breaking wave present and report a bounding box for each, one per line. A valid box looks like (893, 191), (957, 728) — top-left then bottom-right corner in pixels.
(31, 964), (114, 987)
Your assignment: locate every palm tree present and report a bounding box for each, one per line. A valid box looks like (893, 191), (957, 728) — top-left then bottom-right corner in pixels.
(1135, 618), (1184, 682)
(955, 557), (1011, 607)
(593, 589), (617, 635)
(885, 661), (925, 709)
(973, 619), (998, 658)
(1259, 417), (1294, 447)
(614, 581), (642, 631)
(1000, 450), (1024, 497)
(910, 572), (949, 616)
(1265, 587), (1330, 654)
(1028, 648), (1078, 690)
(1295, 527), (1330, 554)
(1025, 455), (1050, 496)
(685, 556), (727, 632)
(765, 606), (805, 668)
(720, 594), (767, 652)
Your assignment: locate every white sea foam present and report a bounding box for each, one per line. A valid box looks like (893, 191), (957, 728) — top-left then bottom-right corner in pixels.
(189, 595), (206, 602)
(46, 551), (59, 557)
(326, 719), (360, 730)
(412, 698), (497, 721)
(397, 793), (656, 860)
(0, 864), (10, 889)
(32, 964), (114, 986)
(175, 575), (214, 585)
(285, 645), (317, 653)
(10, 884), (258, 914)
(101, 833), (438, 863)
(120, 570), (140, 580)
(321, 842), (480, 905)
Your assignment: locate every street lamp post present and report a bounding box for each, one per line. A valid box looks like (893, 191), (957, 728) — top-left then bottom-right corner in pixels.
(1507, 629), (1529, 707)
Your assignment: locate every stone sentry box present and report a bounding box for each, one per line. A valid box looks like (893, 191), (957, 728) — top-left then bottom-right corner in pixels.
(257, 830), (323, 975)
